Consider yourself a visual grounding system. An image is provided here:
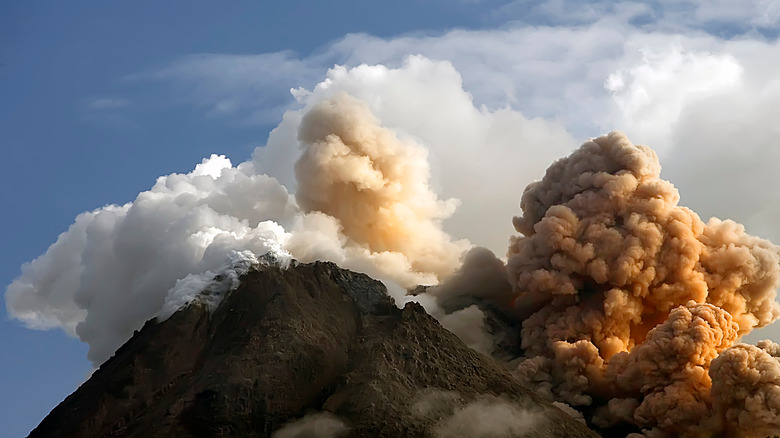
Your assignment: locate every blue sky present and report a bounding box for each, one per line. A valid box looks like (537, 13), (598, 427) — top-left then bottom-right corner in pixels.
(3, 1), (780, 436)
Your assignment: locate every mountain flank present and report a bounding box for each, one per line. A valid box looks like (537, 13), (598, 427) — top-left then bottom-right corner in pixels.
(29, 261), (597, 437)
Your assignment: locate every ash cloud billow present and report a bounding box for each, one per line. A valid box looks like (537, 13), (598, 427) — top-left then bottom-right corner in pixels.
(290, 93), (468, 287)
(451, 132), (780, 437)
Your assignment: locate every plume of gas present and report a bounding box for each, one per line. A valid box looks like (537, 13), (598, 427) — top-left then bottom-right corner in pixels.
(410, 390), (543, 438)
(421, 247), (515, 357)
(5, 157), (295, 364)
(288, 93), (469, 288)
(272, 412), (349, 438)
(495, 132), (780, 436)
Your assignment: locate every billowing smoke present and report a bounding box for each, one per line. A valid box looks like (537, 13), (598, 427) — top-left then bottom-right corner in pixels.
(709, 340), (780, 436)
(289, 93), (468, 287)
(5, 93), (467, 366)
(5, 158), (296, 364)
(272, 412), (349, 438)
(436, 132), (780, 436)
(431, 397), (541, 438)
(410, 390), (544, 438)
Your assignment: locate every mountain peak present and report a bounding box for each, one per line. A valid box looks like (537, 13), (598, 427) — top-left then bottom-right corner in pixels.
(29, 261), (596, 438)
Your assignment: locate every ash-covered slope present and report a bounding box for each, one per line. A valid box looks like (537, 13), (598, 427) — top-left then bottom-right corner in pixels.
(29, 261), (597, 438)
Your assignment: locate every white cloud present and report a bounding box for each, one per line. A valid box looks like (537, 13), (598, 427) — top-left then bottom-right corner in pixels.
(138, 22), (637, 138)
(5, 156), (297, 364)
(605, 45), (743, 153)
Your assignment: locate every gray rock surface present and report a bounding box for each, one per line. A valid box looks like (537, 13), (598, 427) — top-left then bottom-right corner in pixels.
(28, 261), (599, 438)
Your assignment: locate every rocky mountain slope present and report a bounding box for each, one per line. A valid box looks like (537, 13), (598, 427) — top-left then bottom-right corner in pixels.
(28, 261), (598, 437)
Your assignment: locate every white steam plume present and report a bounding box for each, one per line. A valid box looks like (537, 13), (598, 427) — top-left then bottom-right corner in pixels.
(6, 157), (295, 364)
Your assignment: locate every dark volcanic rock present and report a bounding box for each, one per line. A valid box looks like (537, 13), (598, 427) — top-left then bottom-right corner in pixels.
(29, 261), (597, 438)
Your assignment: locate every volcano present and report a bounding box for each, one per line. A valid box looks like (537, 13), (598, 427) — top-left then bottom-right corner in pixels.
(28, 260), (597, 438)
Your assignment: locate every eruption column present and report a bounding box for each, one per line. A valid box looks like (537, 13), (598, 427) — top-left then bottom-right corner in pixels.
(501, 132), (780, 436)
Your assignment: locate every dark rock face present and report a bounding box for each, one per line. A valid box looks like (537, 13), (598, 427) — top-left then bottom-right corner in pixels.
(29, 261), (598, 438)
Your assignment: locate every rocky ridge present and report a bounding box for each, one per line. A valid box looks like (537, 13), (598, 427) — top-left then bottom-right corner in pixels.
(29, 261), (598, 437)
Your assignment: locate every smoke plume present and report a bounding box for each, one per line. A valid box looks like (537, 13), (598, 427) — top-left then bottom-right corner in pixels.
(410, 390), (544, 438)
(290, 93), (468, 287)
(5, 158), (295, 364)
(455, 131), (780, 437)
(272, 412), (349, 438)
